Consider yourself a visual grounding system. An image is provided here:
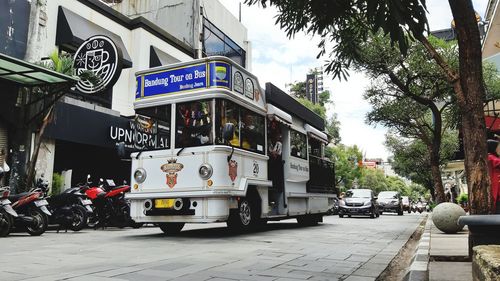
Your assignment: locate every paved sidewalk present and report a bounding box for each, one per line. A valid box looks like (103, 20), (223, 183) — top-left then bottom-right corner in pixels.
(427, 217), (471, 281)
(0, 215), (426, 281)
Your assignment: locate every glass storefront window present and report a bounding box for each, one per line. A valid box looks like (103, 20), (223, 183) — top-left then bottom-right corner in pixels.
(135, 105), (171, 149)
(202, 18), (246, 67)
(241, 108), (265, 153)
(290, 130), (307, 159)
(175, 100), (213, 148)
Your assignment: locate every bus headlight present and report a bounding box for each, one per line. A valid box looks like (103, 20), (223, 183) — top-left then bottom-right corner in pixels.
(199, 164), (213, 180)
(134, 168), (147, 183)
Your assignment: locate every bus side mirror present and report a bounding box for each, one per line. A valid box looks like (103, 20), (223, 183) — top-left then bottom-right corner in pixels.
(222, 123), (235, 143)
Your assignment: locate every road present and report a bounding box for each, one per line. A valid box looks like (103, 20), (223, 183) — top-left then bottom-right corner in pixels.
(0, 213), (426, 281)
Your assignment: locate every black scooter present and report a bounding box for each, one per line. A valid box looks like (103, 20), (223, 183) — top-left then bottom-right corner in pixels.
(38, 177), (92, 232)
(0, 166), (18, 237)
(0, 185), (18, 237)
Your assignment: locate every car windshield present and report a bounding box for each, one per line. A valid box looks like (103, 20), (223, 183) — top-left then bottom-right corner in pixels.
(378, 191), (398, 199)
(345, 190), (371, 198)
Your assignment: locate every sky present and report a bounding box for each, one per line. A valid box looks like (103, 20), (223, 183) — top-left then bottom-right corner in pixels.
(218, 0), (489, 161)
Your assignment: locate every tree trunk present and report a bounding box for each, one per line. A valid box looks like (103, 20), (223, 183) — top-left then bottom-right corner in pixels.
(429, 144), (445, 203)
(448, 0), (491, 214)
(25, 108), (52, 188)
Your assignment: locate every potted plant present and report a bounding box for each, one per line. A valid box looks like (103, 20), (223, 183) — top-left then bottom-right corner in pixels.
(456, 193), (469, 212)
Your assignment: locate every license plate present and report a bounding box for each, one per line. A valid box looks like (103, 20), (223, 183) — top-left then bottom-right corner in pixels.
(81, 199), (92, 205)
(155, 199), (175, 209)
(34, 199), (48, 207)
(0, 199), (11, 205)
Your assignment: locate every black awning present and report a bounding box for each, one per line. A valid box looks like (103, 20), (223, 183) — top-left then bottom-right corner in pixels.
(149, 46), (180, 68)
(265, 82), (325, 131)
(56, 6), (132, 68)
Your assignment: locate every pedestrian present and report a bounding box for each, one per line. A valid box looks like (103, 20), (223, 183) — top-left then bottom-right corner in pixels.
(487, 139), (500, 214)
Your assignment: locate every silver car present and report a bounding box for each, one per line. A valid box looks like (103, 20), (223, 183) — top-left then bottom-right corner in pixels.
(339, 189), (379, 219)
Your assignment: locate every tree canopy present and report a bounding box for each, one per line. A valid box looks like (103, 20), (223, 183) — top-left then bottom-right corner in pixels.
(245, 0), (493, 213)
(245, 0), (428, 80)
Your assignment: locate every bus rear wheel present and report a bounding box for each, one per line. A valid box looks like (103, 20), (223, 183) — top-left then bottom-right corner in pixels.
(227, 197), (259, 231)
(159, 222), (185, 235)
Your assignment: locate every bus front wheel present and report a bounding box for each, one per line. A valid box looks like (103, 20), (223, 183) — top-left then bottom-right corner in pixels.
(159, 222), (185, 235)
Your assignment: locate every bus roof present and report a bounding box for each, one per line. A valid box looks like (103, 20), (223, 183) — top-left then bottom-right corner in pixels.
(265, 82), (325, 131)
(134, 56), (265, 111)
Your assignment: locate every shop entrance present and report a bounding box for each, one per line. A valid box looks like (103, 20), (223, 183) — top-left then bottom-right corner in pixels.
(54, 140), (131, 187)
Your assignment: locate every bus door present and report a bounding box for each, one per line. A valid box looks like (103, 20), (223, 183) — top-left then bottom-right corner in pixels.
(267, 120), (286, 215)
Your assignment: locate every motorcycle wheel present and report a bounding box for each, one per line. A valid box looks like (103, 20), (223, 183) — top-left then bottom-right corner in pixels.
(26, 208), (48, 236)
(70, 205), (88, 232)
(0, 210), (11, 237)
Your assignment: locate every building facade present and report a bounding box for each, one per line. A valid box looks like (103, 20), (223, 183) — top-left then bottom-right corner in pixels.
(0, 0), (250, 190)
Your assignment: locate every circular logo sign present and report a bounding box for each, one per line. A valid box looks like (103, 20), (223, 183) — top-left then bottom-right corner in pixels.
(74, 35), (123, 94)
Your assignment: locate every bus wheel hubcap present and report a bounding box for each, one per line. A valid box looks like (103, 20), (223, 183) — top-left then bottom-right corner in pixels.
(239, 201), (251, 225)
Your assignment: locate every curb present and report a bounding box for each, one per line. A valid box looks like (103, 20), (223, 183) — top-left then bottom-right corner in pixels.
(403, 215), (431, 281)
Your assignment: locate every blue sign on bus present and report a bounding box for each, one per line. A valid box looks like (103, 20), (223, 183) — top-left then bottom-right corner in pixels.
(209, 62), (231, 89)
(141, 63), (207, 98)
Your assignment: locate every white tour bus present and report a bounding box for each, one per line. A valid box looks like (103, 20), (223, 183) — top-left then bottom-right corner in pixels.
(126, 56), (336, 234)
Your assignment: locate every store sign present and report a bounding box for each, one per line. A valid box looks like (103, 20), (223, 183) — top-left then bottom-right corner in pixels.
(142, 63), (207, 97)
(109, 115), (169, 150)
(74, 35), (123, 94)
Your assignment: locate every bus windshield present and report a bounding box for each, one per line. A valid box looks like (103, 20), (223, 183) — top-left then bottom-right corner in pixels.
(134, 105), (171, 150)
(135, 98), (265, 153)
(175, 100), (213, 148)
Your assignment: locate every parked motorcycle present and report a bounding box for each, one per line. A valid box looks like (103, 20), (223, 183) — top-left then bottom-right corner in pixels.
(84, 177), (141, 228)
(0, 186), (18, 237)
(37, 177), (92, 232)
(8, 186), (51, 236)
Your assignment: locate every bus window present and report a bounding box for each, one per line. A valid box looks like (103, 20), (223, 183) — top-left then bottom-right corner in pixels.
(216, 99), (240, 146)
(175, 100), (213, 148)
(290, 130), (307, 159)
(241, 108), (265, 153)
(135, 105), (171, 149)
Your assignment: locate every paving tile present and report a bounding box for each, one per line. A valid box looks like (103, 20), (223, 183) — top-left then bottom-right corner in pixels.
(343, 276), (376, 281)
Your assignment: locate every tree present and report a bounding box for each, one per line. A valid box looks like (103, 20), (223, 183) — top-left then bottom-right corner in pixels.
(287, 81), (306, 99)
(359, 168), (387, 193)
(357, 34), (459, 203)
(24, 51), (99, 188)
(289, 80), (342, 144)
(327, 144), (363, 189)
(245, 0), (491, 214)
(385, 131), (458, 199)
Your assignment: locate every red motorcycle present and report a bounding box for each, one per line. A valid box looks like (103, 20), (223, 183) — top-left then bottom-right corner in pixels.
(84, 177), (141, 228)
